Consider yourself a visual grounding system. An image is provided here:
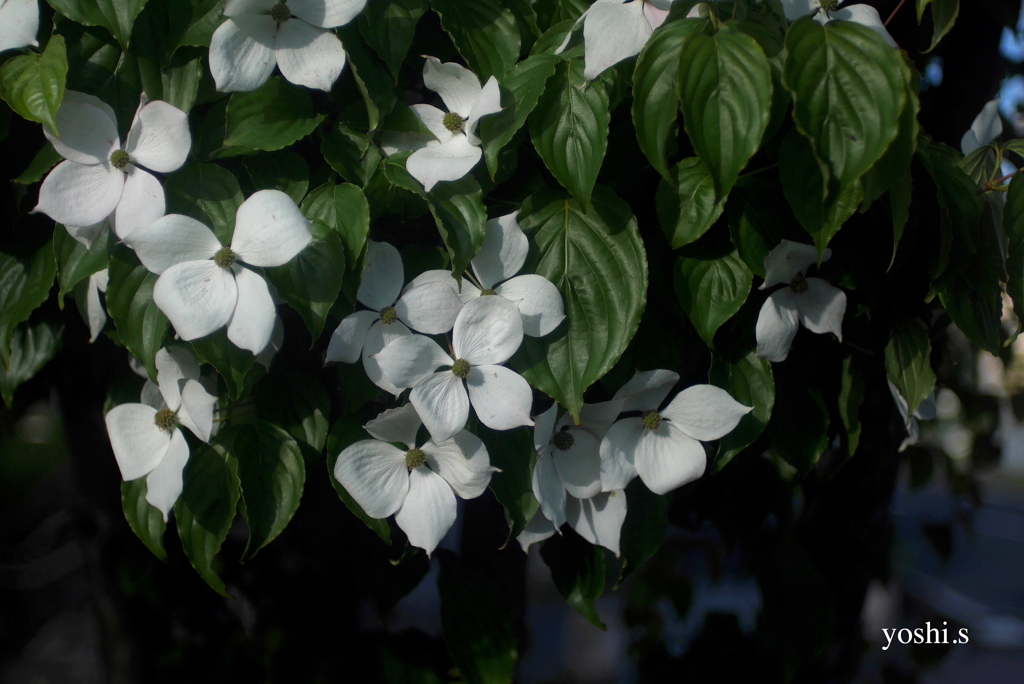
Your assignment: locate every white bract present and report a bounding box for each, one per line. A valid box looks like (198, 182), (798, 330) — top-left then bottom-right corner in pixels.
(34, 92), (190, 239)
(104, 348), (217, 520)
(889, 380), (937, 453)
(333, 404), (496, 555)
(0, 0), (39, 52)
(375, 296), (534, 442)
(406, 56), (501, 192)
(325, 240), (464, 395)
(961, 98), (1016, 180)
(518, 490), (628, 557)
(124, 189), (312, 354)
(755, 240), (847, 363)
(781, 0), (897, 47)
(600, 369), (751, 495)
(85, 269), (109, 343)
(210, 0), (366, 92)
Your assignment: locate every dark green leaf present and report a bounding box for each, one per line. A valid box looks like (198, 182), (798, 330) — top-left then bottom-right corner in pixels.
(105, 245), (168, 381)
(159, 54), (204, 113)
(0, 35), (67, 133)
(922, 0), (958, 52)
(1006, 172), (1024, 325)
(121, 477), (168, 561)
(0, 235), (57, 369)
(0, 322), (63, 408)
(13, 142), (62, 185)
(171, 0), (226, 51)
(709, 350), (774, 472)
(617, 480), (668, 584)
(674, 251), (752, 347)
(939, 267), (1002, 354)
(219, 77), (325, 155)
(358, 0), (429, 81)
(242, 149), (309, 205)
(266, 220), (346, 339)
(478, 425), (538, 546)
(253, 372), (331, 451)
(54, 225), (113, 308)
(657, 157), (725, 249)
(429, 0), (521, 81)
(860, 57), (918, 209)
(838, 355), (864, 460)
(885, 318), (936, 420)
(321, 123), (382, 187)
(165, 162), (244, 245)
(767, 362), (829, 473)
(48, 0), (150, 48)
(190, 329), (257, 399)
(338, 24), (397, 132)
(541, 531), (607, 629)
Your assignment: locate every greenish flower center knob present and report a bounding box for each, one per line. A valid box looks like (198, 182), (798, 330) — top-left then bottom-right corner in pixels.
(552, 430), (575, 451)
(110, 149), (130, 170)
(480, 289), (496, 296)
(820, 0), (839, 11)
(270, 2), (291, 23)
(380, 306), (398, 324)
(451, 358), (470, 379)
(405, 447), (426, 470)
(214, 247), (236, 269)
(443, 112), (465, 133)
(154, 408), (178, 432)
(790, 273), (809, 295)
(642, 410), (662, 430)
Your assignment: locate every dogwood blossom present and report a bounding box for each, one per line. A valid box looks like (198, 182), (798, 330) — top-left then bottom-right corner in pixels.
(104, 348), (217, 520)
(0, 0), (39, 52)
(755, 240), (847, 362)
(325, 240), (463, 395)
(781, 0), (897, 47)
(600, 369), (751, 495)
(518, 490), (628, 556)
(333, 404), (496, 555)
(374, 296), (534, 442)
(124, 189), (312, 354)
(85, 269), (109, 343)
(406, 57), (501, 191)
(210, 0), (366, 92)
(34, 93), (190, 239)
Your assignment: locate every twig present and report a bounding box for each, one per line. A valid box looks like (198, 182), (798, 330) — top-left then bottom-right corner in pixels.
(885, 0), (908, 27)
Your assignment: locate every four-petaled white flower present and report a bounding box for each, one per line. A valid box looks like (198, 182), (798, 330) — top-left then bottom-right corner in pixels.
(333, 404), (496, 555)
(0, 0), (39, 52)
(600, 369), (751, 495)
(210, 0), (366, 92)
(518, 490), (628, 557)
(326, 240), (464, 395)
(375, 296), (534, 442)
(755, 240), (847, 363)
(104, 348), (218, 520)
(35, 92), (191, 239)
(124, 189), (312, 354)
(406, 56), (502, 192)
(781, 0), (897, 47)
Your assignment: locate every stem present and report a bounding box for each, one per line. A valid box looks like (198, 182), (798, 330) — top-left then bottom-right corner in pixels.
(885, 0), (908, 27)
(739, 162), (779, 179)
(983, 168), (1019, 192)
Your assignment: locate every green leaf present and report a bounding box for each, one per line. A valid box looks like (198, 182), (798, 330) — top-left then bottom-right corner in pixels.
(478, 425), (538, 546)
(220, 77), (325, 155)
(860, 57), (918, 209)
(678, 27), (772, 198)
(232, 422), (306, 561)
(0, 235), (57, 369)
(321, 123), (382, 187)
(541, 531), (607, 629)
(727, 177), (786, 278)
(242, 149), (309, 205)
(338, 24), (397, 132)
(326, 415), (392, 543)
(674, 250), (752, 348)
(253, 372), (331, 451)
(13, 142), (63, 185)
(121, 477), (168, 561)
(54, 225), (113, 308)
(0, 322), (63, 408)
(709, 350), (775, 472)
(838, 355), (864, 460)
(170, 0), (226, 51)
(175, 440), (240, 597)
(0, 35), (67, 133)
(657, 157), (725, 249)
(529, 60), (610, 210)
(480, 53), (559, 179)
(617, 480), (668, 584)
(512, 187), (647, 420)
(429, 0), (521, 81)
(266, 220), (346, 339)
(921, 0), (958, 52)
(633, 18), (707, 180)
(165, 162), (244, 245)
(885, 318), (936, 420)
(767, 363), (829, 473)
(783, 19), (906, 196)
(50, 0), (150, 48)
(105, 245), (169, 381)
(302, 182), (371, 299)
(358, 0), (429, 81)
(190, 330), (257, 399)
(939, 266), (1002, 355)
(160, 54), (204, 113)
(1005, 172), (1024, 325)
(438, 553), (519, 684)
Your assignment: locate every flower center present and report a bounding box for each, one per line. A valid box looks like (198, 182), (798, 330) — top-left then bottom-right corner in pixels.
(480, 288), (496, 296)
(642, 410), (662, 430)
(405, 447), (426, 470)
(380, 306), (398, 325)
(451, 358), (470, 379)
(790, 273), (809, 295)
(109, 149), (130, 171)
(820, 0), (839, 11)
(154, 408), (178, 432)
(443, 112), (465, 133)
(214, 247), (236, 269)
(270, 2), (291, 23)
(552, 430), (575, 451)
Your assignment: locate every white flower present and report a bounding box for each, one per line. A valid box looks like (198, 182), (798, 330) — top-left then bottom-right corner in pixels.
(755, 240), (847, 363)
(85, 269), (109, 343)
(374, 296), (535, 442)
(34, 92), (191, 239)
(781, 0), (897, 47)
(64, 222), (108, 250)
(325, 240), (464, 395)
(0, 0), (39, 52)
(406, 56), (502, 192)
(333, 404), (496, 555)
(889, 380), (937, 452)
(104, 348), (218, 520)
(599, 369), (751, 495)
(518, 490), (628, 556)
(124, 189), (312, 354)
(209, 0), (366, 92)
(961, 98), (1016, 179)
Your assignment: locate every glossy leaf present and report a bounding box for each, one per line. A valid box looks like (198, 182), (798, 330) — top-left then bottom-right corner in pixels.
(674, 251), (752, 348)
(190, 329), (258, 399)
(358, 0), (429, 81)
(429, 0), (521, 81)
(242, 151), (309, 205)
(0, 322), (63, 408)
(49, 0), (150, 48)
(13, 142), (62, 185)
(0, 35), (67, 134)
(0, 235), (57, 369)
(105, 246), (169, 381)
(121, 477), (168, 562)
(54, 225), (113, 308)
(885, 318), (936, 420)
(541, 531), (607, 629)
(321, 124), (382, 187)
(921, 0), (959, 52)
(478, 425), (538, 546)
(165, 162), (244, 246)
(709, 351), (775, 472)
(253, 372), (331, 451)
(266, 220), (346, 339)
(657, 157), (725, 249)
(220, 77), (325, 155)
